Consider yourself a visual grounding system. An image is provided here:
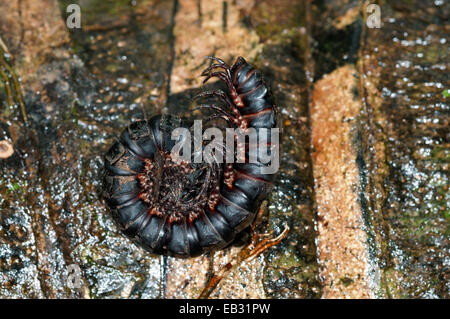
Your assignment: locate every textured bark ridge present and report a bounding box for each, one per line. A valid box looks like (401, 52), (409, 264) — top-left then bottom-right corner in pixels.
(311, 65), (375, 298)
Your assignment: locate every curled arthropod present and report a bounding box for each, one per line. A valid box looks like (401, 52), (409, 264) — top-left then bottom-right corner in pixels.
(103, 57), (284, 258)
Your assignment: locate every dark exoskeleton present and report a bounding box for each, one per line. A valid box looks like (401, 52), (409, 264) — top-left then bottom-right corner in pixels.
(103, 56), (281, 258)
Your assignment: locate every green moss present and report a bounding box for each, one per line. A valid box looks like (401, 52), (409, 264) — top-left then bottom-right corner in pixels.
(59, 0), (133, 25)
(431, 145), (450, 162)
(251, 1), (305, 42)
(272, 247), (304, 269)
(339, 277), (354, 287)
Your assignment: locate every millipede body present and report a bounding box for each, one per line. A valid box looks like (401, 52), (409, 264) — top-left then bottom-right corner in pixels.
(103, 57), (279, 257)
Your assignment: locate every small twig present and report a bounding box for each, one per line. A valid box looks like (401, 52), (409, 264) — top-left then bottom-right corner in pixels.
(198, 201), (289, 299)
(0, 67), (14, 107)
(0, 35), (28, 124)
(0, 36), (10, 54)
(198, 225), (289, 299)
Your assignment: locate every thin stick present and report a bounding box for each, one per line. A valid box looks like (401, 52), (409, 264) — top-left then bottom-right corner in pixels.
(198, 226), (289, 299)
(198, 201), (289, 299)
(0, 67), (14, 107)
(0, 35), (28, 124)
(0, 36), (10, 54)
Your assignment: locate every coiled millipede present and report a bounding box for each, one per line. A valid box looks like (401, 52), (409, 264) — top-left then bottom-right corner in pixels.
(103, 57), (289, 296)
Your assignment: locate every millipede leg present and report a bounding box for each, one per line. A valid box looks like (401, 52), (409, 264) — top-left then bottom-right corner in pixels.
(201, 64), (231, 78)
(200, 57), (242, 107)
(193, 90), (241, 119)
(223, 163), (235, 189)
(198, 202), (289, 299)
(202, 71), (233, 88)
(195, 103), (240, 127)
(202, 56), (231, 77)
(202, 113), (234, 126)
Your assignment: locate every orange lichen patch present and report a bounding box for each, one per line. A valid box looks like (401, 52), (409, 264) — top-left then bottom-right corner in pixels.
(0, 140), (14, 159)
(333, 6), (360, 30)
(311, 65), (374, 298)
